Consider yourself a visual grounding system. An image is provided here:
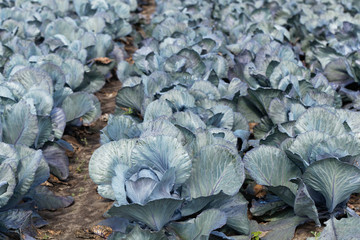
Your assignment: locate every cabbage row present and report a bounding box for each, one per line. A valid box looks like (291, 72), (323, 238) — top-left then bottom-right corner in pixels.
(0, 0), (139, 238)
(89, 0), (360, 239)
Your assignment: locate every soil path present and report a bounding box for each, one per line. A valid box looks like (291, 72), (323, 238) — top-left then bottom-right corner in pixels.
(38, 80), (122, 240)
(37, 2), (155, 239)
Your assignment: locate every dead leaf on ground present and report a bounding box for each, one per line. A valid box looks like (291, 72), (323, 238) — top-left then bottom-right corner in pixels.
(100, 114), (109, 122)
(41, 181), (54, 187)
(48, 175), (70, 185)
(75, 229), (97, 239)
(37, 229), (62, 239)
(125, 56), (134, 64)
(90, 225), (112, 238)
(254, 184), (267, 198)
(249, 122), (259, 133)
(92, 57), (113, 64)
(48, 230), (62, 236)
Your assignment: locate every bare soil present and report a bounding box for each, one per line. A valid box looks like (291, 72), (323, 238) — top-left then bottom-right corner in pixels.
(37, 80), (122, 240)
(36, 2), (155, 239)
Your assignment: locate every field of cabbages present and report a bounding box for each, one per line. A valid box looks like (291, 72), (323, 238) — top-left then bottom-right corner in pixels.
(2, 0), (360, 239)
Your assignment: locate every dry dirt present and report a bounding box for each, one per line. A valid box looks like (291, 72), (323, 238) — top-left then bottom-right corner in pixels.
(36, 2), (155, 239)
(37, 80), (122, 240)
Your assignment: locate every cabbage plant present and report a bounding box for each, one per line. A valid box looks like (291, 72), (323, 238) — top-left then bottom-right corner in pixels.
(90, 131), (248, 238)
(0, 142), (73, 239)
(89, 0), (360, 238)
(0, 0), (140, 237)
(0, 0), (141, 183)
(0, 66), (100, 180)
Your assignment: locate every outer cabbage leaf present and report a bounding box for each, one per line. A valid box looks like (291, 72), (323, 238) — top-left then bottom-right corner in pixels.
(109, 225), (168, 240)
(9, 67), (53, 94)
(89, 140), (136, 202)
(1, 101), (38, 146)
(190, 80), (221, 101)
(140, 118), (185, 143)
(210, 105), (234, 130)
(42, 144), (69, 180)
(294, 107), (347, 136)
(337, 109), (360, 134)
(259, 215), (308, 240)
(81, 16), (105, 34)
(172, 111), (206, 133)
(168, 209), (227, 240)
(310, 134), (360, 160)
(0, 163), (16, 209)
(50, 108), (66, 139)
(286, 131), (329, 169)
(142, 71), (171, 98)
(22, 89), (54, 117)
(38, 63), (66, 92)
(0, 143), (17, 164)
(116, 83), (144, 114)
(177, 49), (206, 76)
(3, 54), (28, 79)
(160, 89), (195, 111)
(144, 100), (173, 122)
(207, 193), (250, 235)
(303, 158), (360, 212)
(76, 62), (114, 93)
(34, 117), (53, 149)
(5, 146), (49, 209)
(0, 209), (32, 235)
(247, 89), (283, 115)
(250, 195), (287, 217)
(62, 59), (84, 90)
(81, 93), (101, 125)
(292, 178), (320, 226)
(244, 146), (301, 206)
(268, 98), (288, 124)
(183, 144), (244, 199)
(179, 195), (219, 217)
(61, 92), (101, 124)
(26, 186), (73, 210)
(100, 115), (140, 144)
(309, 217), (360, 240)
(107, 198), (183, 231)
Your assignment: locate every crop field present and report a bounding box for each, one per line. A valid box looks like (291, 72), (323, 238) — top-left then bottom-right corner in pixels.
(1, 0), (360, 239)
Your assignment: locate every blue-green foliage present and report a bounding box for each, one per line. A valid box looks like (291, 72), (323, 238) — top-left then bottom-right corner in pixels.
(90, 0), (360, 239)
(0, 0), (139, 238)
(0, 143), (73, 239)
